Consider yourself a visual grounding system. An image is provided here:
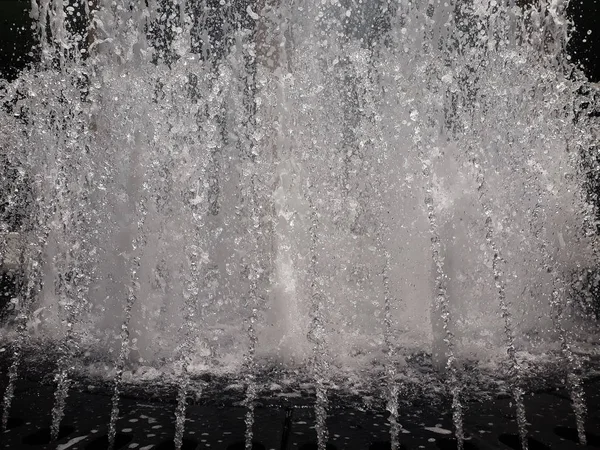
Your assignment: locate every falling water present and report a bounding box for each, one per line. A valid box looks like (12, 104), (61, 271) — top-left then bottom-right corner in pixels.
(0, 0), (598, 447)
(171, 13), (225, 447)
(2, 143), (59, 432)
(242, 76), (263, 450)
(242, 176), (261, 450)
(475, 158), (529, 450)
(243, 250), (259, 450)
(108, 129), (150, 448)
(243, 378), (257, 450)
(1, 247), (43, 432)
(355, 48), (403, 449)
(534, 193), (588, 446)
(173, 258), (200, 450)
(382, 235), (401, 450)
(173, 256), (201, 450)
(421, 165), (465, 448)
(1, 10), (81, 421)
(306, 186), (330, 450)
(243, 218), (260, 450)
(50, 269), (88, 442)
(49, 137), (94, 440)
(442, 5), (532, 446)
(550, 279), (588, 446)
(108, 228), (147, 450)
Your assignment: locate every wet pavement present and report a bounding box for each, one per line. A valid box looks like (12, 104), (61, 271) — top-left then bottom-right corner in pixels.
(1, 376), (599, 450)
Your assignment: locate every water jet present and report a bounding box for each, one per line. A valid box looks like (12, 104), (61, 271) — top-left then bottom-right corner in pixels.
(0, 0), (599, 449)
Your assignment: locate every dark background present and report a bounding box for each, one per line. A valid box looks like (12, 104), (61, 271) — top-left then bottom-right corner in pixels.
(0, 0), (35, 81)
(0, 0), (598, 82)
(569, 0), (600, 81)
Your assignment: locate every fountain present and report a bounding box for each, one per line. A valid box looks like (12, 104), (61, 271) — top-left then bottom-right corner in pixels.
(0, 0), (599, 449)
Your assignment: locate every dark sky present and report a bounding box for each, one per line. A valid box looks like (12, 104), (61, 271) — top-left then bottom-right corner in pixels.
(0, 0), (598, 81)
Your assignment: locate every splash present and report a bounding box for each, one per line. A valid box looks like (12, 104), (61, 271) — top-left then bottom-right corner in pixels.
(0, 0), (597, 398)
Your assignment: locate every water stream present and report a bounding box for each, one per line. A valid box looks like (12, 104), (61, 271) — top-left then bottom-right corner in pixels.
(0, 0), (598, 448)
